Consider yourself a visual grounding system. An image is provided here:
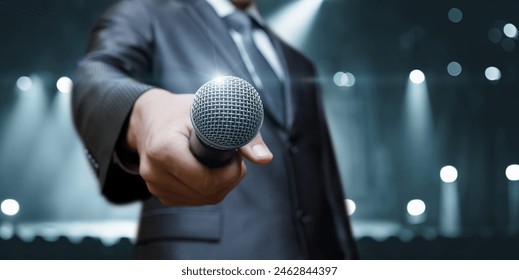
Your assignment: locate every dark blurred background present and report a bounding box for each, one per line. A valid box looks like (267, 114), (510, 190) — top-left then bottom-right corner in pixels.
(0, 0), (518, 259)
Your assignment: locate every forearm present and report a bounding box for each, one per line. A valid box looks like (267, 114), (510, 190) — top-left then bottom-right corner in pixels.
(71, 0), (157, 203)
(72, 59), (154, 202)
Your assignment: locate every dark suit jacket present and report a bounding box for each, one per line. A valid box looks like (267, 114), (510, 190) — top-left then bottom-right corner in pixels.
(72, 0), (358, 259)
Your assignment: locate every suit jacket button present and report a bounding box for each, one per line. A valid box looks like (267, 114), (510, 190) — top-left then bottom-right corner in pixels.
(290, 146), (298, 154)
(296, 210), (312, 224)
(302, 215), (313, 224)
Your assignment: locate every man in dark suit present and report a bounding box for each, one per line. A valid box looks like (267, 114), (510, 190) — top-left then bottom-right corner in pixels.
(72, 0), (358, 259)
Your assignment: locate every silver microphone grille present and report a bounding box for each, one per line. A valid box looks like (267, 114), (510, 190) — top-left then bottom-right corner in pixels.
(191, 76), (264, 150)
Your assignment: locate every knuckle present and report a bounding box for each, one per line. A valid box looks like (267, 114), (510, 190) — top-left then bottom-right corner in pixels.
(139, 161), (154, 182)
(145, 140), (164, 161)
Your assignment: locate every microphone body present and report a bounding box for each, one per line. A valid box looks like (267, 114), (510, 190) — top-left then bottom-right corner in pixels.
(189, 76), (264, 167)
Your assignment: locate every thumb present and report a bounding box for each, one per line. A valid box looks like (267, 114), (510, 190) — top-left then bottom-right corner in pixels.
(239, 133), (273, 165)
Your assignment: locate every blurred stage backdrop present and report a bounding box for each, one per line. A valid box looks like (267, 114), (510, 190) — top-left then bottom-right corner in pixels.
(0, 0), (518, 259)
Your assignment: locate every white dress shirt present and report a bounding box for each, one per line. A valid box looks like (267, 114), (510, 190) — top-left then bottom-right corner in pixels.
(205, 0), (285, 88)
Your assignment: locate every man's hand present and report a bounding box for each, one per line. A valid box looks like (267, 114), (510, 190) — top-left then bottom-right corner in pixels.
(125, 88), (273, 206)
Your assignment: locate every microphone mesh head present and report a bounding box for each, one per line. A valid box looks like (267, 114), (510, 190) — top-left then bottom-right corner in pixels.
(191, 76), (264, 150)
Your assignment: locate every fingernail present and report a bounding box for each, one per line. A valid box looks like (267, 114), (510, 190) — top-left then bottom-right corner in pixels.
(252, 144), (271, 159)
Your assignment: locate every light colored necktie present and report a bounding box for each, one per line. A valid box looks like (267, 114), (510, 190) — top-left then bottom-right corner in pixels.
(225, 11), (285, 124)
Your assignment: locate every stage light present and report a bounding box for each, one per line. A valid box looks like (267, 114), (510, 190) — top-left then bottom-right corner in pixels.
(447, 61), (462, 76)
(16, 76), (32, 91)
(440, 165), (458, 183)
(345, 199), (356, 216)
(404, 67), (432, 172)
(333, 72), (346, 86)
(448, 8), (463, 23)
(407, 199), (426, 216)
(333, 71), (355, 87)
(1, 199), (19, 216)
(506, 164), (519, 181)
(344, 72), (355, 87)
(409, 69), (425, 84)
(485, 66), (501, 81)
(56, 76), (73, 94)
(439, 174), (461, 236)
(504, 23), (518, 39)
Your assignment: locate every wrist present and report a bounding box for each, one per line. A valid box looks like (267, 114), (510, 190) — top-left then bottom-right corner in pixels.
(126, 89), (195, 155)
(126, 88), (165, 152)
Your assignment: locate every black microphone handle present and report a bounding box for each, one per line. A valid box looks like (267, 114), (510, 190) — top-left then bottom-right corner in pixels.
(188, 132), (236, 168)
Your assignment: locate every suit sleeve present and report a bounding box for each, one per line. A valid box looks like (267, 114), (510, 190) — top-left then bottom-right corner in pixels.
(71, 0), (155, 203)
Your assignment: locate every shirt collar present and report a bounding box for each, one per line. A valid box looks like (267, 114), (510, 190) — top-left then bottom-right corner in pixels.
(205, 0), (265, 26)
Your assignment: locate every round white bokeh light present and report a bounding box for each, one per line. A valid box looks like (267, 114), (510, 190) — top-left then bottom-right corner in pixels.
(440, 165), (458, 183)
(409, 70), (425, 84)
(16, 76), (33, 91)
(345, 199), (356, 216)
(485, 66), (501, 81)
(506, 164), (519, 181)
(56, 76), (73, 94)
(1, 199), (20, 216)
(407, 199), (426, 216)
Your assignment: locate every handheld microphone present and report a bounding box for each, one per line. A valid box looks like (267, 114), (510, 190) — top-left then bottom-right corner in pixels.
(189, 76), (264, 167)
